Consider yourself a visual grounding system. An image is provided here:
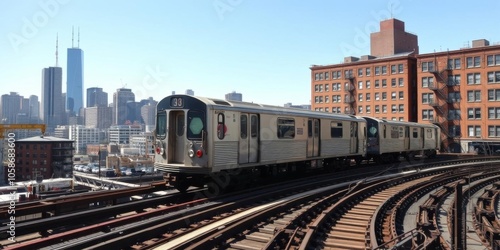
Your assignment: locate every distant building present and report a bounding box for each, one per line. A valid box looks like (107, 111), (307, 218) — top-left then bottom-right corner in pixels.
(29, 95), (40, 123)
(0, 92), (22, 124)
(108, 125), (142, 144)
(185, 89), (194, 96)
(8, 136), (74, 182)
(284, 103), (311, 110)
(113, 88), (135, 125)
(86, 87), (108, 107)
(69, 125), (105, 154)
(129, 132), (154, 156)
(225, 91), (242, 101)
(66, 39), (84, 116)
(41, 66), (64, 132)
(53, 126), (69, 139)
(85, 106), (112, 129)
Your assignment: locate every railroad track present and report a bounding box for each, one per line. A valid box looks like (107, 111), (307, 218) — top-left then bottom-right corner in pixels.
(3, 156), (500, 249)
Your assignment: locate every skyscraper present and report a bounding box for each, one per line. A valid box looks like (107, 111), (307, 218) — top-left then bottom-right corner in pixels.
(113, 88), (135, 125)
(225, 91), (242, 101)
(0, 92), (22, 124)
(86, 87), (108, 107)
(29, 95), (40, 123)
(41, 67), (64, 131)
(66, 28), (84, 116)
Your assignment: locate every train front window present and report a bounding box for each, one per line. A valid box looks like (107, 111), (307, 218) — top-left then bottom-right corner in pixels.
(368, 125), (378, 138)
(187, 110), (205, 139)
(156, 112), (166, 139)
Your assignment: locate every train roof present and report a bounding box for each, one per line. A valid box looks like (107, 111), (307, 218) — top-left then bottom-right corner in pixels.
(159, 95), (365, 122)
(362, 116), (438, 128)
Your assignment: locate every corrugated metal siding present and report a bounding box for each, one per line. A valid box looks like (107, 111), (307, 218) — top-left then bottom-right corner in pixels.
(260, 140), (306, 162)
(321, 139), (351, 156)
(214, 141), (238, 166)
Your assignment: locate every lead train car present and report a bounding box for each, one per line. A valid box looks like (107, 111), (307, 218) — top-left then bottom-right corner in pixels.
(154, 95), (367, 192)
(363, 117), (440, 163)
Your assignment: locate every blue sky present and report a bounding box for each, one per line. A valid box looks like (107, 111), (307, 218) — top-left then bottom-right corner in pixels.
(1, 0), (500, 106)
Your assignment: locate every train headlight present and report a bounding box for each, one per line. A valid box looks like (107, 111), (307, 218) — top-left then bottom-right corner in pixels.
(188, 149), (195, 158)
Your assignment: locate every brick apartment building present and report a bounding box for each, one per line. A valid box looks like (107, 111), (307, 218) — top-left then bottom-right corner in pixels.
(311, 18), (500, 153)
(8, 136), (74, 182)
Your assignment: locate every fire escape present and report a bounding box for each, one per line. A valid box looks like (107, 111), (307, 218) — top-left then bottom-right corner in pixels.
(428, 62), (461, 150)
(344, 72), (356, 115)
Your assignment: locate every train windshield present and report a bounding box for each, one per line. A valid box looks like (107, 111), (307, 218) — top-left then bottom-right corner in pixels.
(368, 124), (378, 138)
(156, 111), (166, 139)
(187, 110), (205, 139)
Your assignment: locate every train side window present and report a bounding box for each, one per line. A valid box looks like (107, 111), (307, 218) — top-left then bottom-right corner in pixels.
(383, 125), (386, 138)
(308, 120), (313, 137)
(217, 113), (225, 140)
(251, 115), (258, 138)
(330, 122), (343, 138)
(277, 118), (295, 139)
(241, 115), (248, 139)
(413, 128), (418, 138)
(427, 128), (433, 138)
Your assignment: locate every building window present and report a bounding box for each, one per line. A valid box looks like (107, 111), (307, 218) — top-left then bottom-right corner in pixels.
(448, 109), (461, 120)
(319, 84), (324, 92)
(375, 66), (380, 75)
(358, 81), (363, 90)
(487, 71), (500, 83)
(391, 104), (397, 113)
(382, 92), (387, 100)
(391, 65), (397, 74)
(325, 72), (329, 80)
(422, 77), (434, 88)
(382, 105), (387, 113)
(467, 90), (481, 102)
(488, 107), (500, 119)
(466, 56), (481, 68)
(366, 105), (371, 113)
(358, 106), (363, 113)
(467, 73), (481, 85)
(366, 93), (371, 101)
(319, 96), (323, 103)
(399, 91), (404, 99)
(468, 126), (481, 137)
(398, 78), (404, 87)
(398, 64), (404, 73)
(399, 104), (404, 113)
(487, 54), (500, 66)
(332, 83), (340, 91)
(358, 68), (363, 77)
(344, 70), (353, 78)
(358, 93), (363, 102)
(325, 96), (329, 103)
(375, 105), (380, 113)
(366, 67), (371, 76)
(468, 108), (481, 120)
(488, 89), (500, 101)
(422, 61), (434, 72)
(375, 92), (380, 100)
(448, 92), (461, 103)
(422, 93), (434, 104)
(488, 126), (500, 137)
(325, 107), (329, 112)
(375, 80), (380, 88)
(382, 79), (387, 88)
(391, 78), (396, 87)
(449, 125), (461, 137)
(366, 80), (371, 89)
(448, 75), (461, 86)
(381, 66), (387, 75)
(448, 58), (461, 69)
(325, 84), (330, 92)
(391, 92), (396, 100)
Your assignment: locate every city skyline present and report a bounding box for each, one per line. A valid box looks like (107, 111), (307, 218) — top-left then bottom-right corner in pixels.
(2, 1), (500, 106)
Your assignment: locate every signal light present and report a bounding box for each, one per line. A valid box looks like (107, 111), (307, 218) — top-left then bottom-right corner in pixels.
(156, 146), (161, 154)
(196, 150), (203, 158)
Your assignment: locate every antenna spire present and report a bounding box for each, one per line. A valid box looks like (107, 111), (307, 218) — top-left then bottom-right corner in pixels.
(78, 27), (80, 48)
(56, 33), (59, 67)
(72, 26), (74, 48)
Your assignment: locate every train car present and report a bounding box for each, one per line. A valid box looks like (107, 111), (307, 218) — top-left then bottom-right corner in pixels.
(154, 95), (366, 192)
(364, 117), (440, 163)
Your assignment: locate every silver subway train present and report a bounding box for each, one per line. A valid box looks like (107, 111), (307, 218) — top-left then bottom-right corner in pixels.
(154, 95), (440, 193)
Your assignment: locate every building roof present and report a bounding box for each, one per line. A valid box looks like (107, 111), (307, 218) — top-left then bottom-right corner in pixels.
(310, 51), (415, 70)
(17, 135), (74, 142)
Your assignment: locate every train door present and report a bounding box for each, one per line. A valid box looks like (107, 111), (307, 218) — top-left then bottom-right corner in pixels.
(421, 128), (425, 148)
(350, 122), (358, 154)
(404, 126), (410, 150)
(307, 119), (320, 157)
(239, 113), (259, 164)
(169, 111), (185, 163)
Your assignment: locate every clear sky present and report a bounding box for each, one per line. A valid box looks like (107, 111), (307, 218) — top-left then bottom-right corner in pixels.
(1, 0), (500, 106)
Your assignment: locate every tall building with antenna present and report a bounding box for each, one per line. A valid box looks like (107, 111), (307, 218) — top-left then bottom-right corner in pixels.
(66, 27), (84, 117)
(41, 35), (64, 132)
